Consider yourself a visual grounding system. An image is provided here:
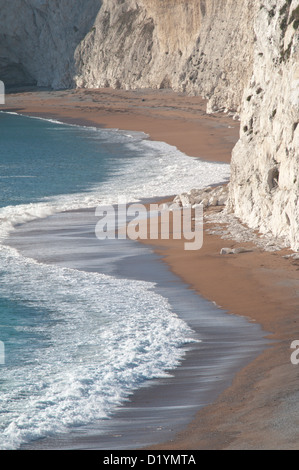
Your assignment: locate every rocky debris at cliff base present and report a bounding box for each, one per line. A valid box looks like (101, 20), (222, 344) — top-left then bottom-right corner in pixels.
(220, 247), (233, 255)
(205, 208), (287, 253)
(172, 184), (286, 252)
(220, 247), (253, 255)
(283, 253), (299, 260)
(172, 185), (228, 209)
(170, 183), (290, 255)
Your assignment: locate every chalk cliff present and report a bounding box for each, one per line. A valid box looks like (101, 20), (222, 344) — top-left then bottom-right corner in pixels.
(1, 0), (298, 249)
(0, 0), (256, 113)
(0, 0), (101, 88)
(228, 0), (299, 251)
(74, 0), (256, 114)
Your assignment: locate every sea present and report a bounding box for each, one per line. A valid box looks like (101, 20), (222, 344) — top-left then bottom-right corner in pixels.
(0, 111), (266, 450)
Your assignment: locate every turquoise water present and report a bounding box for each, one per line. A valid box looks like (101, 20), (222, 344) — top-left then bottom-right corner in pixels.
(0, 112), (235, 449)
(0, 113), (134, 207)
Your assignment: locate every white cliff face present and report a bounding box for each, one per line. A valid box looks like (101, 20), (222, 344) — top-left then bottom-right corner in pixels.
(1, 0), (299, 250)
(74, 0), (256, 114)
(0, 0), (101, 88)
(228, 0), (299, 251)
(0, 0), (255, 112)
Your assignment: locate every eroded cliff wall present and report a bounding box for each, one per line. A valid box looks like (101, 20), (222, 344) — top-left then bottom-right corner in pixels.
(0, 0), (256, 113)
(1, 1), (299, 249)
(228, 0), (299, 250)
(0, 0), (101, 88)
(74, 0), (256, 113)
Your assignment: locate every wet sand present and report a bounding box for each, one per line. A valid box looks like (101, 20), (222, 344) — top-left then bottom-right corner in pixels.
(2, 88), (299, 449)
(7, 207), (265, 450)
(2, 87), (238, 164)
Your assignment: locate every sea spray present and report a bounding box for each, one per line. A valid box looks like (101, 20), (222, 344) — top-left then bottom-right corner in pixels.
(0, 112), (230, 448)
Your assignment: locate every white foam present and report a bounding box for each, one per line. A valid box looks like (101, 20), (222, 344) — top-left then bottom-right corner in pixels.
(0, 115), (230, 242)
(0, 114), (227, 449)
(0, 247), (196, 449)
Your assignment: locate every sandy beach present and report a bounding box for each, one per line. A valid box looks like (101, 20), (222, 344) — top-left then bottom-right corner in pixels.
(2, 88), (299, 450)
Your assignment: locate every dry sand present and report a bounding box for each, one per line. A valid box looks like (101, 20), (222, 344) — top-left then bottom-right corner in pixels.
(2, 87), (238, 163)
(2, 88), (299, 450)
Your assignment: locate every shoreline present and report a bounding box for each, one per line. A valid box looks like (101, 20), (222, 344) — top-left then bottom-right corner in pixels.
(2, 88), (299, 449)
(7, 207), (265, 450)
(3, 87), (238, 164)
